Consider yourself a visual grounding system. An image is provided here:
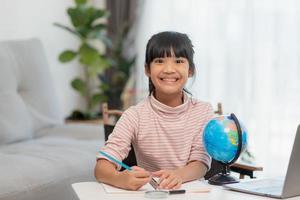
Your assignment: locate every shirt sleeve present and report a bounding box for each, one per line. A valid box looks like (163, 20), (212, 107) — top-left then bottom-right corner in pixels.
(96, 107), (138, 170)
(188, 102), (214, 170)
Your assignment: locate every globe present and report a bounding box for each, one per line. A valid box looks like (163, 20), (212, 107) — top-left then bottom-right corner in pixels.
(203, 113), (248, 185)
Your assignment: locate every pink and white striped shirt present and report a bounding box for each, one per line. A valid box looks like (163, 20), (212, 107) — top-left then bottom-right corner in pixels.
(97, 93), (214, 172)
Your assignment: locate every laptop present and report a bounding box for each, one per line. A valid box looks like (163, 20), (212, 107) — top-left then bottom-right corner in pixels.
(224, 125), (300, 199)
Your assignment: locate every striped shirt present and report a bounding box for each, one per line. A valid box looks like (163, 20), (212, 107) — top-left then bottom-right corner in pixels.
(97, 93), (214, 172)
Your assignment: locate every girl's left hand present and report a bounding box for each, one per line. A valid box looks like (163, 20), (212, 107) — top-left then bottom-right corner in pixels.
(152, 170), (183, 190)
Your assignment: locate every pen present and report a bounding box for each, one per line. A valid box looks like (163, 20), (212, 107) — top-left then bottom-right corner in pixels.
(99, 151), (132, 171)
(169, 189), (186, 194)
(99, 151), (158, 189)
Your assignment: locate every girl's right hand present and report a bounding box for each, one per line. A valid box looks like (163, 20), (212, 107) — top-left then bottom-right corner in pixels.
(118, 166), (151, 190)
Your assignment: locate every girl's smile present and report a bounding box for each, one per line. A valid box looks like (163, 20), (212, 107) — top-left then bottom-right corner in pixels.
(159, 76), (179, 83)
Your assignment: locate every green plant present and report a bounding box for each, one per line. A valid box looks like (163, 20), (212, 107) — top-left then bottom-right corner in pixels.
(99, 23), (135, 109)
(54, 0), (112, 120)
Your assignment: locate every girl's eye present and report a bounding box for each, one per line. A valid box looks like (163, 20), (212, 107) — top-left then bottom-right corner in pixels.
(154, 59), (164, 63)
(176, 59), (185, 64)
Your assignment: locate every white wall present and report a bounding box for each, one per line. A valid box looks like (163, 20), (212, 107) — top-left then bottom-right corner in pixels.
(0, 0), (105, 118)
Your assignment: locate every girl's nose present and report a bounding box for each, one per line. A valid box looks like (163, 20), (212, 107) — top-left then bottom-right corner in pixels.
(163, 61), (175, 73)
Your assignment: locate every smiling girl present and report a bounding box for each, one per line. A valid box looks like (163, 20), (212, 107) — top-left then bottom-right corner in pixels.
(95, 31), (214, 190)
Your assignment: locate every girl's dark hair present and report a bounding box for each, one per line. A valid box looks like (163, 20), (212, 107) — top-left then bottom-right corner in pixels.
(145, 31), (195, 95)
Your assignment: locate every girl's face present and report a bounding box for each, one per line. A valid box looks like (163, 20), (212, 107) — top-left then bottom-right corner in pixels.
(145, 51), (192, 97)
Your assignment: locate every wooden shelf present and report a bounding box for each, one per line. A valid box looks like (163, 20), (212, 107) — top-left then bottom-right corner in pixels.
(230, 162), (263, 179)
(65, 119), (103, 125)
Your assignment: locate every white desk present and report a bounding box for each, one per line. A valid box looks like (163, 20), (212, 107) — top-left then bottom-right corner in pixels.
(72, 181), (300, 200)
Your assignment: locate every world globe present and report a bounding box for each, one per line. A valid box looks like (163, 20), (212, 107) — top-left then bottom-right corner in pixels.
(203, 113), (248, 185)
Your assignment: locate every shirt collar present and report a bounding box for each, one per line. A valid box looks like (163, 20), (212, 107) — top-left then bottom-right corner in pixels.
(149, 92), (190, 118)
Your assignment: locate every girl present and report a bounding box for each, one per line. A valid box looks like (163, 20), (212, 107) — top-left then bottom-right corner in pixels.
(95, 31), (213, 191)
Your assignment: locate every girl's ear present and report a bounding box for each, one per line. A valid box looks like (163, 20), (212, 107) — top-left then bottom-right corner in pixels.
(145, 64), (150, 77)
(188, 67), (194, 77)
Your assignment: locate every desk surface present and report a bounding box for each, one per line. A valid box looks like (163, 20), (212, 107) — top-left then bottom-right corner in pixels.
(72, 181), (300, 200)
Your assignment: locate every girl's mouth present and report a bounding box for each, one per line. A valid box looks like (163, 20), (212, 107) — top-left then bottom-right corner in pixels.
(160, 78), (179, 82)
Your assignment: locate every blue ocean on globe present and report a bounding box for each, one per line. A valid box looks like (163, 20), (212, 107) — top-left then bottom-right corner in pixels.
(203, 115), (248, 163)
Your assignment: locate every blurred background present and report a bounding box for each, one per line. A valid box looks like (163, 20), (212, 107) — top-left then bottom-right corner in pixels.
(1, 0), (300, 178)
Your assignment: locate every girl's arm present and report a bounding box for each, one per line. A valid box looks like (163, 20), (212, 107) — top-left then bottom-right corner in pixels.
(95, 108), (151, 190)
(94, 159), (151, 190)
(152, 160), (207, 189)
(94, 159), (119, 186)
(175, 160), (207, 183)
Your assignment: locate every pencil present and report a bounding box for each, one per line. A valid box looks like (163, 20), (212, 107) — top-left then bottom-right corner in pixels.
(99, 151), (132, 171)
(188, 188), (211, 193)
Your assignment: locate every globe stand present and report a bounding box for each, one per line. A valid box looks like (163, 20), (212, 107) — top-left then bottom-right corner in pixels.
(208, 163), (239, 185)
(208, 113), (243, 185)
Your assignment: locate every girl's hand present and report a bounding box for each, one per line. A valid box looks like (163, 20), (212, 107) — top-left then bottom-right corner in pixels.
(152, 169), (183, 190)
(118, 166), (151, 190)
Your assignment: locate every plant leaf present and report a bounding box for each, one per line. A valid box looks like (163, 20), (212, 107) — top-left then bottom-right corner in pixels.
(71, 78), (86, 96)
(87, 28), (112, 48)
(67, 6), (108, 28)
(59, 50), (77, 62)
(92, 24), (107, 30)
(75, 0), (86, 5)
(79, 44), (99, 65)
(79, 44), (110, 76)
(53, 23), (81, 38)
(99, 83), (109, 92)
(76, 26), (90, 38)
(90, 9), (108, 22)
(90, 93), (108, 108)
(88, 56), (111, 76)
(68, 7), (90, 28)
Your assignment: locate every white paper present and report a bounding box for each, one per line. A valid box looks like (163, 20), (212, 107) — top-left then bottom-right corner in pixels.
(101, 179), (211, 194)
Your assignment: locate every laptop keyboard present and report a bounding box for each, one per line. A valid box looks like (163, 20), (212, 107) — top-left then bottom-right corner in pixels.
(233, 178), (284, 194)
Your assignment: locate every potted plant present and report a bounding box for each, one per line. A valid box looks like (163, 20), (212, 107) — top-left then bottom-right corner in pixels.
(54, 0), (112, 121)
(99, 23), (135, 109)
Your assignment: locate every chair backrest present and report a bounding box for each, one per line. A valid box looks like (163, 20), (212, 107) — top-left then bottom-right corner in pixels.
(102, 102), (223, 178)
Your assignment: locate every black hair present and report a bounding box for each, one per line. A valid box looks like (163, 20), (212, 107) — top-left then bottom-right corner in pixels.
(145, 31), (195, 95)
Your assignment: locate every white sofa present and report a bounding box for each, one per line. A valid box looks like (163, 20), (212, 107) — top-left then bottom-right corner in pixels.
(0, 38), (104, 200)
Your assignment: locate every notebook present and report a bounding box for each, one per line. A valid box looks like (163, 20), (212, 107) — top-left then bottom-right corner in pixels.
(224, 125), (300, 199)
(101, 179), (211, 194)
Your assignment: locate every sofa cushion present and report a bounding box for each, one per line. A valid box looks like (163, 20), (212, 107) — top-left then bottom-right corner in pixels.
(0, 38), (63, 144)
(0, 132), (104, 200)
(36, 123), (104, 140)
